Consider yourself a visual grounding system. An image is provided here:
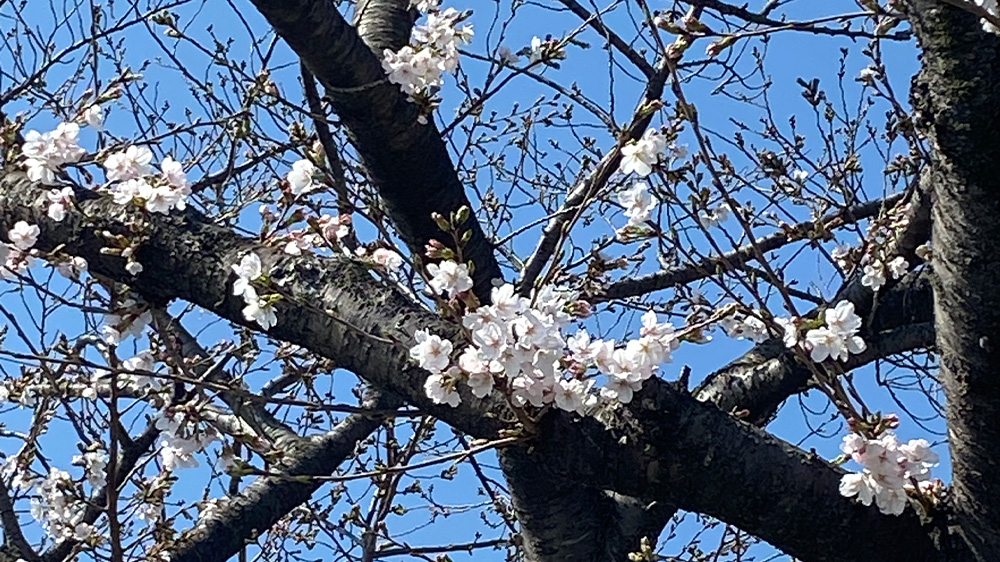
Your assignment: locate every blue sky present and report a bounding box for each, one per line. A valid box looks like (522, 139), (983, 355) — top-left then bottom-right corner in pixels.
(0, 1), (943, 560)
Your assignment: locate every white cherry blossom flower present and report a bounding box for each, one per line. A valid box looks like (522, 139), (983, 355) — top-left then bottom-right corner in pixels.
(286, 159), (316, 195)
(372, 248), (403, 271)
(232, 253), (263, 299)
(104, 145), (154, 182)
(861, 263), (886, 291)
(887, 256), (909, 279)
(22, 122), (86, 184)
(46, 187), (73, 221)
(619, 129), (668, 176)
(466, 371), (494, 398)
(618, 182), (656, 227)
(825, 300), (863, 335)
(497, 45), (519, 64)
(81, 104), (104, 129)
(55, 256), (87, 279)
(426, 260), (473, 297)
(425, 370), (461, 407)
(9, 221), (40, 250)
(160, 156), (188, 189)
(242, 297), (277, 329)
(409, 330), (453, 373)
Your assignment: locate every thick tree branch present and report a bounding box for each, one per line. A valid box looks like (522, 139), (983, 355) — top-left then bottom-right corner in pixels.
(169, 392), (398, 562)
(0, 171), (948, 562)
(0, 171), (505, 439)
(0, 479), (39, 562)
(695, 270), (935, 425)
(503, 371), (968, 562)
(247, 0), (503, 301)
(907, 1), (1000, 557)
(353, 0), (415, 53)
(151, 309), (304, 448)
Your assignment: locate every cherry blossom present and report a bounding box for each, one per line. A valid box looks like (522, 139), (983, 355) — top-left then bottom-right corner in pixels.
(371, 248), (403, 271)
(412, 281), (682, 409)
(409, 330), (454, 373)
(497, 45), (519, 65)
(838, 427), (940, 516)
(81, 104), (104, 129)
(617, 182), (656, 227)
(47, 187), (74, 221)
(160, 156), (189, 190)
(861, 263), (886, 291)
(155, 409), (219, 471)
(804, 300), (866, 363)
(54, 256), (87, 279)
(382, 5), (473, 99)
(9, 221), (40, 250)
(426, 259), (473, 297)
(424, 369), (461, 406)
(232, 252), (264, 300)
(975, 0), (1000, 34)
(887, 256), (909, 279)
(719, 311), (770, 343)
(22, 122), (86, 185)
(619, 128), (668, 176)
(28, 468), (94, 541)
(104, 145), (154, 182)
(99, 298), (152, 344)
(286, 158), (317, 195)
(242, 297), (277, 329)
(73, 450), (109, 489)
(698, 203), (731, 228)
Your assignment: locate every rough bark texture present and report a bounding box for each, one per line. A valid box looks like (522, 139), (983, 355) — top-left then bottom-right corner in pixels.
(0, 170), (956, 562)
(0, 172), (507, 438)
(353, 0), (416, 53)
(907, 1), (1000, 558)
(696, 271), (935, 425)
(169, 393), (398, 562)
(247, 0), (503, 301)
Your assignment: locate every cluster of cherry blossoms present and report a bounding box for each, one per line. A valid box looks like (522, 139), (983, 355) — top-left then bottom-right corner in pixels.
(104, 147), (191, 216)
(22, 122), (87, 184)
(619, 128), (673, 177)
(382, 5), (473, 100)
(719, 309), (770, 343)
(119, 349), (169, 394)
(22, 111), (191, 221)
(410, 271), (682, 412)
(838, 427), (940, 515)
(1, 220), (40, 278)
(860, 255), (909, 291)
(613, 128), (687, 237)
(2, 449), (106, 542)
(73, 449), (110, 489)
(27, 468), (98, 542)
(155, 408), (220, 472)
(697, 202), (731, 229)
(831, 201), (914, 292)
(99, 298), (153, 345)
(782, 300), (867, 363)
(617, 182), (656, 229)
(4, 215), (87, 280)
(231, 252), (278, 329)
